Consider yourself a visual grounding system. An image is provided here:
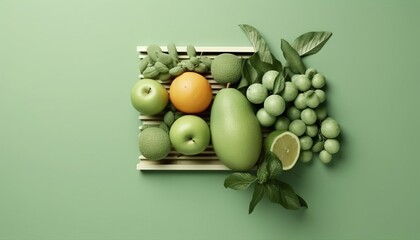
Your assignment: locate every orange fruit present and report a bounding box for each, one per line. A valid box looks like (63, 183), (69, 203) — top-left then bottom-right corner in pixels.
(169, 72), (213, 113)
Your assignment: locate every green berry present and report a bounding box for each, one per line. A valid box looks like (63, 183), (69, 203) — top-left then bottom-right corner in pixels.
(319, 150), (333, 164)
(299, 150), (314, 163)
(324, 138), (340, 154)
(289, 119), (306, 136)
(301, 108), (317, 125)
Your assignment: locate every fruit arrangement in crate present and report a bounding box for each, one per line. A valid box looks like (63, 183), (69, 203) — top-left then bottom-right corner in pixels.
(130, 24), (342, 213)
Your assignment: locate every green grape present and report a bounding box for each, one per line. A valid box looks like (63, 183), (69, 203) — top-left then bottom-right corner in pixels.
(305, 68), (317, 79)
(324, 138), (340, 154)
(306, 124), (319, 138)
(300, 108), (317, 125)
(281, 81), (298, 102)
(262, 70), (279, 91)
(286, 106), (301, 121)
(319, 150), (333, 164)
(294, 93), (307, 109)
(299, 135), (314, 151)
(311, 140), (324, 153)
(312, 73), (326, 89)
(315, 105), (328, 121)
(264, 95), (286, 117)
(314, 89), (326, 103)
(299, 150), (314, 163)
(274, 116), (290, 131)
(288, 119), (306, 136)
(292, 74), (311, 92)
(246, 83), (268, 104)
(256, 108), (276, 127)
(321, 118), (341, 138)
(305, 90), (320, 108)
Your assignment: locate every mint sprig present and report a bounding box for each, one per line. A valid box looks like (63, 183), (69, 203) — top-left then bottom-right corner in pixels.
(224, 151), (308, 214)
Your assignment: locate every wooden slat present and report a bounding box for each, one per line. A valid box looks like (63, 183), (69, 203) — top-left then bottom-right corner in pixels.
(136, 46), (255, 171)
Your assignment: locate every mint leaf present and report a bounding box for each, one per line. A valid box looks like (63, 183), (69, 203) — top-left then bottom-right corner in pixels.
(281, 39), (306, 74)
(242, 58), (259, 85)
(257, 159), (269, 183)
(263, 182), (281, 203)
(266, 151), (283, 179)
(276, 180), (307, 210)
(249, 183), (264, 214)
(224, 173), (258, 191)
(292, 31), (332, 57)
(272, 69), (286, 94)
(239, 24), (273, 64)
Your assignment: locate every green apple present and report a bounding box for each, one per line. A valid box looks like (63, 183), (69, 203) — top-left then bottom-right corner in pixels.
(169, 115), (210, 155)
(130, 79), (169, 115)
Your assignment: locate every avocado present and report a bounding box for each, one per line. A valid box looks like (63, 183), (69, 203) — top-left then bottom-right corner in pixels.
(210, 88), (262, 171)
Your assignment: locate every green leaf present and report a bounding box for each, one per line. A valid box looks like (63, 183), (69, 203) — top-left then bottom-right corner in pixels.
(249, 53), (282, 74)
(276, 180), (307, 210)
(264, 180), (307, 210)
(272, 68), (286, 95)
(239, 24), (273, 64)
(263, 182), (281, 203)
(257, 160), (269, 183)
(281, 39), (306, 74)
(292, 31), (332, 57)
(224, 173), (258, 191)
(297, 195), (308, 208)
(266, 151), (283, 179)
(242, 58), (259, 85)
(249, 184), (264, 214)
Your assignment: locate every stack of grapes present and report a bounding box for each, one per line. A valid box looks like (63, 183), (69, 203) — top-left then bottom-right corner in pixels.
(246, 68), (341, 164)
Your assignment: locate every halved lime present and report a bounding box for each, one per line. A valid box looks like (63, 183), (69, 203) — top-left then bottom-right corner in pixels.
(264, 130), (301, 170)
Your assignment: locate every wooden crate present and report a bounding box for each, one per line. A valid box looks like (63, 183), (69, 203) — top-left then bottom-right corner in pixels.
(136, 46), (255, 170)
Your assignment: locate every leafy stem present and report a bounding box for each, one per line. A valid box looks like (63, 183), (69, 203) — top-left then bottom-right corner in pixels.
(224, 151), (308, 214)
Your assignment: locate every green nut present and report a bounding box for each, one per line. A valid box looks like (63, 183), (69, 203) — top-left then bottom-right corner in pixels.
(154, 62), (169, 73)
(190, 56), (200, 65)
(187, 45), (196, 58)
(169, 66), (185, 76)
(139, 56), (150, 74)
(142, 66), (159, 78)
(185, 60), (195, 71)
(174, 111), (184, 120)
(147, 44), (162, 62)
(163, 111), (175, 127)
(194, 63), (207, 73)
(158, 72), (171, 82)
(312, 140), (324, 153)
(157, 52), (174, 67)
(167, 43), (178, 60)
(158, 122), (169, 133)
(200, 56), (212, 69)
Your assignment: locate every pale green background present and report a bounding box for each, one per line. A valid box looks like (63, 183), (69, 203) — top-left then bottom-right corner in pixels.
(1, 0), (419, 239)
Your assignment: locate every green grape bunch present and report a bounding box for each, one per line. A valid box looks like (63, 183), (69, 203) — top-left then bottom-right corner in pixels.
(275, 67), (342, 165)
